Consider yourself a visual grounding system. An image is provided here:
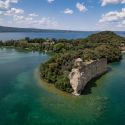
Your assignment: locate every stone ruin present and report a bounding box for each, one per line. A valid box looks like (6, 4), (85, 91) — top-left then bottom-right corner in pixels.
(69, 58), (107, 96)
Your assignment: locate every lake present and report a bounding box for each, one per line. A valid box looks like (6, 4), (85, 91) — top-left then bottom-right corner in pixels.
(0, 32), (95, 41)
(0, 31), (125, 41)
(0, 48), (125, 125)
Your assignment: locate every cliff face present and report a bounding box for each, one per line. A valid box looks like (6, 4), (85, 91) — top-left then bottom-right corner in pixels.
(69, 58), (107, 96)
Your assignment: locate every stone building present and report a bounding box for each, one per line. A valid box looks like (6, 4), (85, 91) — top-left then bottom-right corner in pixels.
(69, 58), (107, 96)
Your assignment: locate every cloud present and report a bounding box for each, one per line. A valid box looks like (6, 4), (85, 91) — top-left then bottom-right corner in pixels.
(0, 0), (59, 29)
(98, 8), (125, 29)
(13, 15), (33, 22)
(13, 14), (58, 28)
(99, 8), (125, 23)
(101, 0), (125, 6)
(117, 20), (125, 27)
(0, 7), (24, 16)
(4, 8), (24, 16)
(0, 0), (19, 10)
(47, 0), (55, 4)
(29, 13), (39, 17)
(76, 2), (87, 12)
(63, 8), (74, 15)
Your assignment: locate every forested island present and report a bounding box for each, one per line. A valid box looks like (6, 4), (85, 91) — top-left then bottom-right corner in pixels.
(0, 31), (125, 94)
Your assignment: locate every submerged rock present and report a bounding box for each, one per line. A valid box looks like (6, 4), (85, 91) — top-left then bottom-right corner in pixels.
(69, 58), (107, 96)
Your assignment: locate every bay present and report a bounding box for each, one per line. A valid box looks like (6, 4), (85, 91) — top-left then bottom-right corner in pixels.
(0, 48), (125, 125)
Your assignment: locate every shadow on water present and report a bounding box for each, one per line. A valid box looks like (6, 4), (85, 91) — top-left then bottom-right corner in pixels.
(82, 67), (112, 95)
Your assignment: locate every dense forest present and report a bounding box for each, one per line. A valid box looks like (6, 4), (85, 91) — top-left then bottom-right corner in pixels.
(0, 31), (125, 93)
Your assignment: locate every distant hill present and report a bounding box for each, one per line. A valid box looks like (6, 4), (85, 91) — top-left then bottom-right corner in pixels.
(87, 31), (125, 44)
(0, 26), (70, 33)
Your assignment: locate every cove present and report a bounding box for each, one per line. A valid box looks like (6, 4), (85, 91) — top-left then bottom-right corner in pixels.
(0, 48), (125, 125)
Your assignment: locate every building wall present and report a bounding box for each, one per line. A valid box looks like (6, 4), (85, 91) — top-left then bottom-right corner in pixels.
(69, 58), (107, 96)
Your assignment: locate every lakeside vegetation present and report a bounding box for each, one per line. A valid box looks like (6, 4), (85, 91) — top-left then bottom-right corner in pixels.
(0, 31), (125, 93)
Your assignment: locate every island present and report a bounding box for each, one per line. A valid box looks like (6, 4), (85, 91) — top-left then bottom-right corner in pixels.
(0, 31), (125, 95)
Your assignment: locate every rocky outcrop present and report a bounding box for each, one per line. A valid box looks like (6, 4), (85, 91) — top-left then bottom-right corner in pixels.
(69, 58), (107, 96)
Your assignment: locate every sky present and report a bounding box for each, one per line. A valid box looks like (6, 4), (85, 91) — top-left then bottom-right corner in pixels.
(0, 0), (125, 31)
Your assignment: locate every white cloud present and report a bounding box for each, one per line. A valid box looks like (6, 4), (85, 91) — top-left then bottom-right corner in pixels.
(13, 15), (33, 23)
(13, 15), (58, 28)
(63, 8), (74, 15)
(0, 0), (59, 29)
(4, 8), (24, 16)
(98, 8), (125, 29)
(99, 8), (125, 22)
(117, 20), (125, 27)
(0, 0), (19, 10)
(0, 0), (9, 10)
(8, 0), (19, 3)
(13, 15), (24, 21)
(47, 0), (55, 4)
(101, 0), (125, 6)
(76, 2), (87, 12)
(29, 13), (39, 17)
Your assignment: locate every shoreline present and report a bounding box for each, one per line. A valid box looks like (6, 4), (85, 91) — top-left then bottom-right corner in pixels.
(1, 47), (122, 96)
(36, 65), (109, 96)
(34, 67), (74, 97)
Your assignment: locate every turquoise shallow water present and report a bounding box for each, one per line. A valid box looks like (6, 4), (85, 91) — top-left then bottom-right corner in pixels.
(0, 48), (125, 125)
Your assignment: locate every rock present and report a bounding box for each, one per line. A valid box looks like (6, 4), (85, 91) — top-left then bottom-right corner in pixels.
(69, 58), (107, 96)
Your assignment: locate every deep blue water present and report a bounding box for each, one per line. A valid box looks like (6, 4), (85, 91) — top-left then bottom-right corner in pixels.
(0, 31), (125, 41)
(0, 31), (95, 41)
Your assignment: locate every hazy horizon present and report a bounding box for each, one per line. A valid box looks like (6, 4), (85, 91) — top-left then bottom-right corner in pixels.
(1, 25), (125, 32)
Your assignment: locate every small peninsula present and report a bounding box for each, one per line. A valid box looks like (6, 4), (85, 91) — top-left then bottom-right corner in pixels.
(40, 31), (124, 95)
(0, 31), (125, 95)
